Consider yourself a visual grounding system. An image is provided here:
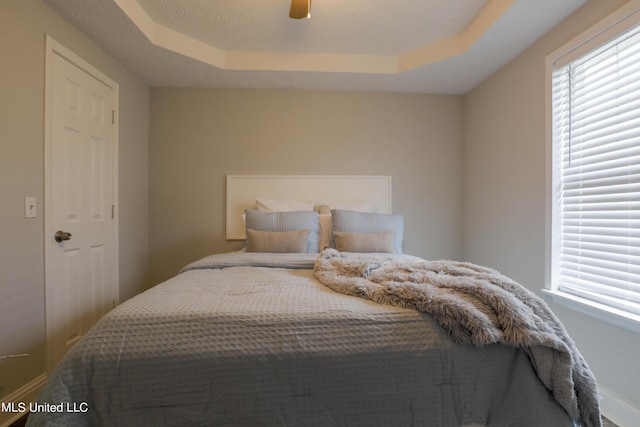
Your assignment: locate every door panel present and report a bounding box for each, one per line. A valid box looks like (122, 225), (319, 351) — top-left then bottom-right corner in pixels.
(48, 49), (116, 368)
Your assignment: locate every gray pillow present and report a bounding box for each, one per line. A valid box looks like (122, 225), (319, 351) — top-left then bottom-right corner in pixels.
(246, 229), (311, 253)
(245, 209), (319, 253)
(331, 209), (403, 254)
(333, 231), (395, 253)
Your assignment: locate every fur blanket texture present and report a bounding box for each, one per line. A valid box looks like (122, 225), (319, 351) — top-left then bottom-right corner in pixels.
(314, 249), (601, 427)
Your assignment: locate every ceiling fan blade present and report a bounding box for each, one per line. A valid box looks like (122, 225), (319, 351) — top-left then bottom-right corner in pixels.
(289, 0), (311, 19)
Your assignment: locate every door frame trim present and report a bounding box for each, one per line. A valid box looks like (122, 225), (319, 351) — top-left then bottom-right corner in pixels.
(44, 35), (119, 374)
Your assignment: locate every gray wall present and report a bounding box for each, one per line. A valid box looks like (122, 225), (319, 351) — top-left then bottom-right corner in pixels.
(463, 0), (639, 419)
(0, 0), (149, 419)
(149, 89), (464, 284)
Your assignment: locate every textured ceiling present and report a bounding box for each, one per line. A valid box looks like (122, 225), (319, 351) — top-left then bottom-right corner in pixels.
(43, 0), (588, 94)
(135, 0), (490, 55)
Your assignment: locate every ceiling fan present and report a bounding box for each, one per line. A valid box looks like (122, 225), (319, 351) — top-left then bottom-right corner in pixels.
(289, 0), (311, 19)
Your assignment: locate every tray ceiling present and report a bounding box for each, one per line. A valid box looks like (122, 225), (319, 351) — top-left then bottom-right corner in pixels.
(43, 0), (588, 93)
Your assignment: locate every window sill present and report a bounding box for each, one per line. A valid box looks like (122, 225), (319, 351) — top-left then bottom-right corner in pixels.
(541, 289), (640, 335)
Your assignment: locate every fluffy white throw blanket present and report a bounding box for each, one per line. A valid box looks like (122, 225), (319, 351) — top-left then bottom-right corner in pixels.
(314, 249), (601, 427)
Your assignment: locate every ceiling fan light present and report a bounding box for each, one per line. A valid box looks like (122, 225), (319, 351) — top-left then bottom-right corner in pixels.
(289, 0), (311, 19)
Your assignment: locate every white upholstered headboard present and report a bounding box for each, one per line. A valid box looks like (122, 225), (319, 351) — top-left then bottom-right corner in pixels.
(226, 175), (392, 240)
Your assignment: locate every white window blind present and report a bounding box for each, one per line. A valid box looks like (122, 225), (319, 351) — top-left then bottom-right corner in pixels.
(551, 22), (640, 316)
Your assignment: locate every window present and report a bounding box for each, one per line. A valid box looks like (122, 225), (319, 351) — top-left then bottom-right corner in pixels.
(548, 7), (640, 322)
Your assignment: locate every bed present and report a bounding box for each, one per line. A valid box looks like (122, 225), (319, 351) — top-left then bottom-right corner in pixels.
(27, 177), (602, 427)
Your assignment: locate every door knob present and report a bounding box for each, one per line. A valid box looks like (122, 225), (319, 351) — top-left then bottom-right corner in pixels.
(54, 230), (72, 242)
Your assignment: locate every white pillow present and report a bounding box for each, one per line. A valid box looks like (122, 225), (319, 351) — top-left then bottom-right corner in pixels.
(319, 202), (377, 214)
(255, 197), (315, 212)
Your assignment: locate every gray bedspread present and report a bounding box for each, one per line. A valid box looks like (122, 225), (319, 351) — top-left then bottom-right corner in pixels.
(314, 249), (601, 427)
(29, 252), (579, 426)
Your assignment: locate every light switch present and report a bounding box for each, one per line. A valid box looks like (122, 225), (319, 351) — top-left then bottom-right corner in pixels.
(25, 196), (36, 218)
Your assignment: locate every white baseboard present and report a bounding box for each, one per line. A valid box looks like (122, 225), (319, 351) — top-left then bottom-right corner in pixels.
(599, 384), (640, 427)
(0, 373), (47, 427)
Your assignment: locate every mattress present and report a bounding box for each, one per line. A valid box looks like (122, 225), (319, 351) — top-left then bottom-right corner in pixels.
(27, 252), (574, 426)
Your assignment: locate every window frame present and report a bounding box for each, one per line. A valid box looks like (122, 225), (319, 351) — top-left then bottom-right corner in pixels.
(544, 0), (640, 335)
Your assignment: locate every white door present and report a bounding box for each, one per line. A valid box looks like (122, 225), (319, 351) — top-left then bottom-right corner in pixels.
(45, 37), (119, 370)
